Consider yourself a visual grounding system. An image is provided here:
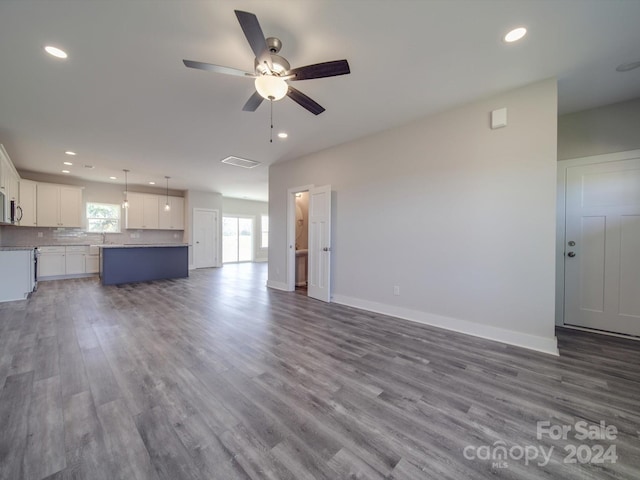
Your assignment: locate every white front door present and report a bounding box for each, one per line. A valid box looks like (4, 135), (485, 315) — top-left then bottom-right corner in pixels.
(308, 185), (332, 302)
(564, 157), (640, 335)
(193, 208), (218, 269)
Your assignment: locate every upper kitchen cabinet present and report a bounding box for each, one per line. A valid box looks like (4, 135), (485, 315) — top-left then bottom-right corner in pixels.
(125, 192), (159, 229)
(158, 196), (184, 230)
(0, 144), (20, 203)
(18, 180), (37, 226)
(36, 183), (83, 227)
(0, 145), (20, 197)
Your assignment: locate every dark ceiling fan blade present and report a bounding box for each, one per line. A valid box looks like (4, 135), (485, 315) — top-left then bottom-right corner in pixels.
(234, 10), (273, 72)
(183, 59), (254, 77)
(287, 86), (325, 115)
(287, 60), (350, 81)
(242, 91), (264, 112)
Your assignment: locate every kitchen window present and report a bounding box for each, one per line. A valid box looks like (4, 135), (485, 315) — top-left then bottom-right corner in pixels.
(86, 202), (121, 233)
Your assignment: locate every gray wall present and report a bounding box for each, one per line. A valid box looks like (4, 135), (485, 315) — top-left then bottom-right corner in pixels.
(268, 78), (559, 354)
(222, 197), (269, 262)
(558, 97), (640, 160)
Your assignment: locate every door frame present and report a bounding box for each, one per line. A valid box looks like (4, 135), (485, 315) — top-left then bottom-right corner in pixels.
(287, 184), (314, 291)
(193, 208), (220, 269)
(556, 149), (640, 327)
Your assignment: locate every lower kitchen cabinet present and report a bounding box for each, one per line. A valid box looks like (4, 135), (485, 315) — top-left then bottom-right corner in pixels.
(65, 246), (87, 275)
(38, 246), (66, 277)
(86, 249), (99, 273)
(0, 249), (36, 302)
(38, 245), (99, 279)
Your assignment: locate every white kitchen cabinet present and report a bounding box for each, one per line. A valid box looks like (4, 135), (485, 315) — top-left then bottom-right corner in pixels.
(126, 192), (159, 229)
(38, 246), (66, 277)
(18, 179), (37, 226)
(158, 196), (184, 230)
(0, 145), (21, 218)
(0, 145), (10, 193)
(36, 183), (82, 227)
(38, 246), (98, 279)
(0, 250), (35, 302)
(65, 246), (87, 275)
(85, 254), (99, 273)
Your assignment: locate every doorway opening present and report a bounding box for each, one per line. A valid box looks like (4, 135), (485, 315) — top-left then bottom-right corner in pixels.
(557, 150), (640, 337)
(294, 192), (309, 292)
(287, 184), (332, 302)
(223, 216), (254, 263)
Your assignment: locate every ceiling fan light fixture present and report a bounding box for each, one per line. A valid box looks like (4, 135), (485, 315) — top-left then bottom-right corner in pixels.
(255, 75), (288, 101)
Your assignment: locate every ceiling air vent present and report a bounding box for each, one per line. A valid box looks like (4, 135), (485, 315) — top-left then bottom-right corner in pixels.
(221, 156), (261, 169)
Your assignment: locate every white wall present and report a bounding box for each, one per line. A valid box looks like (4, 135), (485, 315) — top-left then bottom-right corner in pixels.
(558, 97), (640, 160)
(185, 190), (223, 268)
(269, 78), (559, 354)
(222, 197), (268, 262)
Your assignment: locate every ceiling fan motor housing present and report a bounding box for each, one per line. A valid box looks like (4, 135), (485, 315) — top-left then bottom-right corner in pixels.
(266, 37), (282, 53)
(255, 49), (290, 76)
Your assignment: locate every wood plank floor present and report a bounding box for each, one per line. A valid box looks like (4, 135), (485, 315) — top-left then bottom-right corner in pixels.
(1, 262), (639, 479)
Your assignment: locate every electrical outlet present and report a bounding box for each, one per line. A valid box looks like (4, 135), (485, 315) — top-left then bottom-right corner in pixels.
(37, 232), (43, 238)
(393, 285), (400, 296)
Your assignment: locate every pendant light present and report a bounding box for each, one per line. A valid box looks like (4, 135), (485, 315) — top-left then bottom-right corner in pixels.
(122, 169), (130, 209)
(164, 176), (171, 212)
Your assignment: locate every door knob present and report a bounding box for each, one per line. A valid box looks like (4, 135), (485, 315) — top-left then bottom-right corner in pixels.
(567, 252), (576, 257)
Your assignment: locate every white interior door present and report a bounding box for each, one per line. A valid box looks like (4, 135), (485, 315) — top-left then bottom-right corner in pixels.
(194, 209), (218, 268)
(564, 157), (640, 335)
(308, 185), (331, 302)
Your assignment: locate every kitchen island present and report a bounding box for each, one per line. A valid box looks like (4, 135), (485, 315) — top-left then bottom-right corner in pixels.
(99, 244), (188, 285)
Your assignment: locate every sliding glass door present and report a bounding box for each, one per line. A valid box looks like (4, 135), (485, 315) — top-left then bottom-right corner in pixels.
(223, 216), (253, 263)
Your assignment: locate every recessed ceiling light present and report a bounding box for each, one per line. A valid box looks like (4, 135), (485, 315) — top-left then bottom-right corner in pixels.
(109, 176), (117, 180)
(504, 27), (527, 43)
(616, 60), (640, 72)
(44, 45), (68, 59)
(61, 170), (70, 174)
(277, 132), (288, 139)
(63, 161), (73, 166)
(148, 181), (155, 185)
(65, 151), (76, 156)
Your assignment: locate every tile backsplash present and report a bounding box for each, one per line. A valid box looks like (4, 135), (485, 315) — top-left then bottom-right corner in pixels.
(0, 226), (185, 247)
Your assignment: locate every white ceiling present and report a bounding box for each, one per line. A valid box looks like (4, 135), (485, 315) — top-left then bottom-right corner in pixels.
(1, 0), (639, 202)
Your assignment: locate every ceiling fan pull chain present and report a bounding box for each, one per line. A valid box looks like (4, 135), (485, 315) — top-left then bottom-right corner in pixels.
(270, 99), (274, 143)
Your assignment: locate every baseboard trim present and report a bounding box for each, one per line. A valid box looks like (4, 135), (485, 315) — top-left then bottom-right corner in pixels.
(332, 294), (559, 356)
(560, 324), (640, 342)
(39, 273), (98, 282)
(266, 280), (289, 291)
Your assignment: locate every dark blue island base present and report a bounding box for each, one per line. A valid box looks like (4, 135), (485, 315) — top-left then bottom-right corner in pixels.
(100, 245), (188, 286)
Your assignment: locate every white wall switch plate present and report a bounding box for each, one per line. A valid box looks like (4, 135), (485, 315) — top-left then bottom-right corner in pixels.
(491, 107), (507, 129)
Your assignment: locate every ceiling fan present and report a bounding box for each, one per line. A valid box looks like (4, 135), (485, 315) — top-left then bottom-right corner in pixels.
(183, 10), (350, 115)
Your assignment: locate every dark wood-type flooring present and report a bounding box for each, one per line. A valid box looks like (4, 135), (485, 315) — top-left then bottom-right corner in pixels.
(1, 263), (639, 479)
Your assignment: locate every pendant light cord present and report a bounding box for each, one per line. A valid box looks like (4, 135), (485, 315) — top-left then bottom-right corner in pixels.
(270, 99), (273, 143)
